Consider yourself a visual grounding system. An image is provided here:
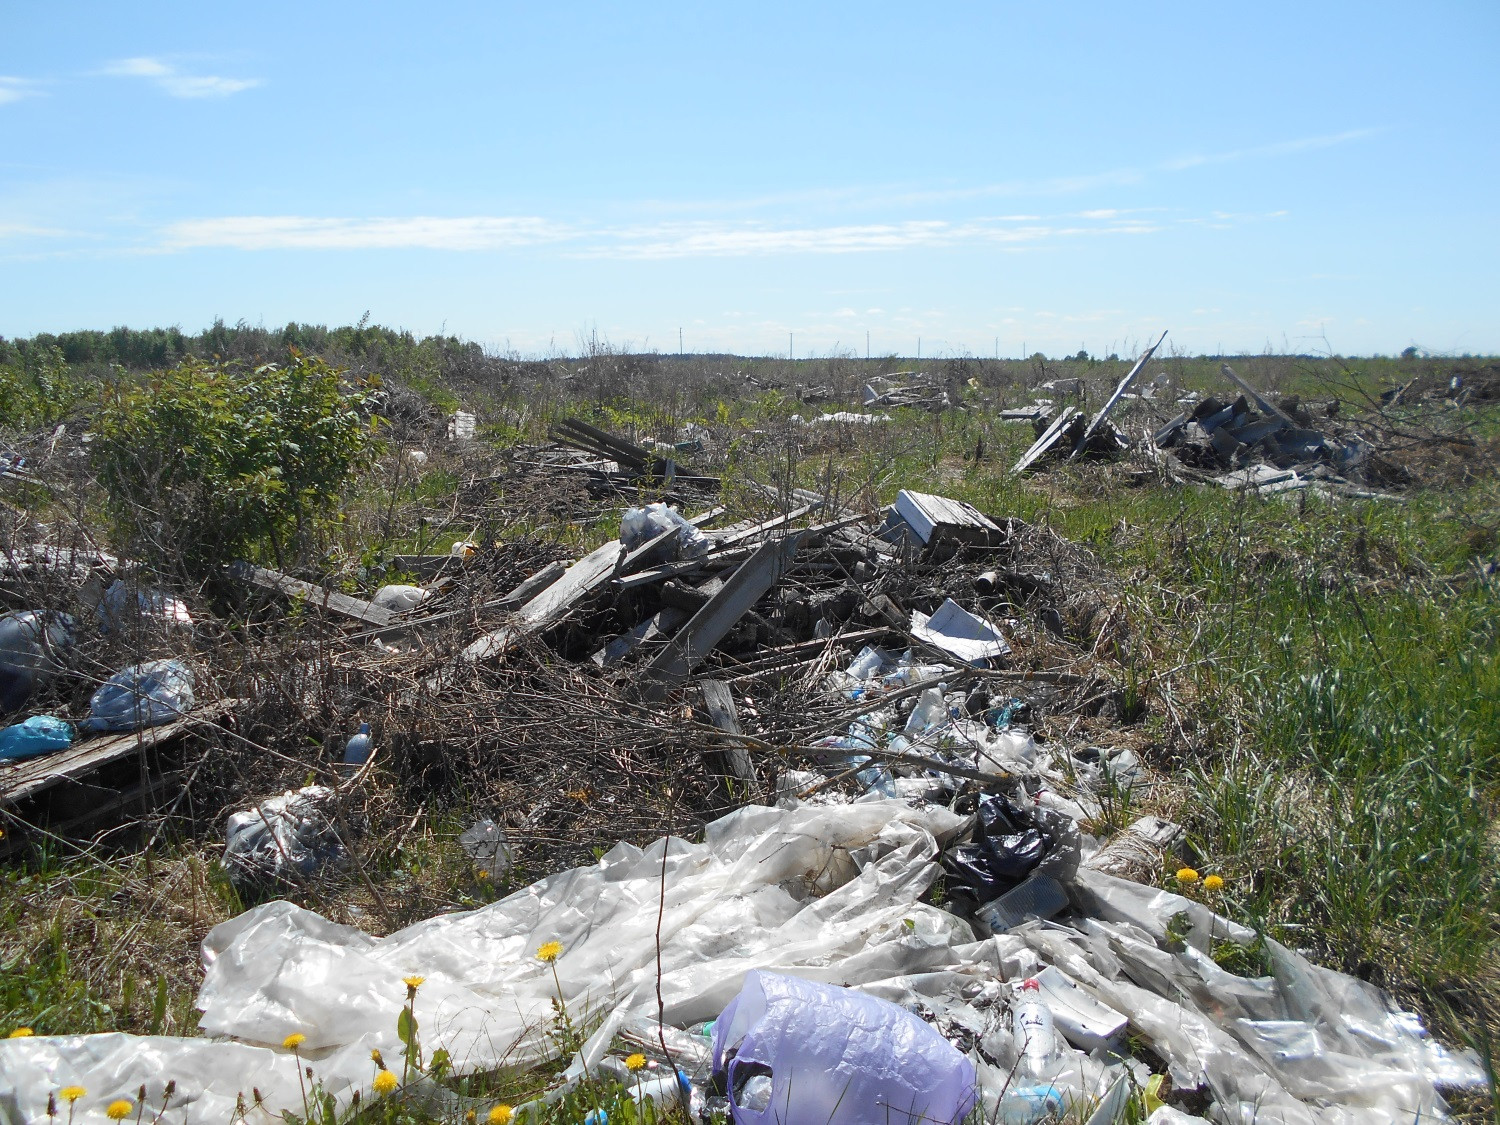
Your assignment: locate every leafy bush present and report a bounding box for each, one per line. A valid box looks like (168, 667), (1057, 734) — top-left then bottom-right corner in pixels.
(92, 354), (381, 574)
(0, 343), (81, 429)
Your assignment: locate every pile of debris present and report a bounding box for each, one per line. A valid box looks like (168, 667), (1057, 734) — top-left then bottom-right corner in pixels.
(1149, 364), (1379, 497)
(0, 417), (1485, 1124)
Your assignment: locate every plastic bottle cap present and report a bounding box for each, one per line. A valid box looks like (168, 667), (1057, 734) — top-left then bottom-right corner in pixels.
(1022, 978), (1040, 991)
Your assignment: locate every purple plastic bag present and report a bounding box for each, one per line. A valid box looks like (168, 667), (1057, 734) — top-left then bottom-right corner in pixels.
(711, 971), (977, 1125)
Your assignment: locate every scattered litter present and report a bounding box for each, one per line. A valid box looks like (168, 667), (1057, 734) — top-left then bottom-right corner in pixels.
(458, 818), (513, 878)
(79, 659), (195, 732)
(97, 579), (194, 633)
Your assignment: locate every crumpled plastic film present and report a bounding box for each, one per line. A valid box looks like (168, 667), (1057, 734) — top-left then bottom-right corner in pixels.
(0, 796), (1482, 1125)
(0, 800), (966, 1124)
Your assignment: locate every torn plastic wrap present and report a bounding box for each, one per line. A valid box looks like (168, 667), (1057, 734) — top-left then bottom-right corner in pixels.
(0, 798), (1481, 1125)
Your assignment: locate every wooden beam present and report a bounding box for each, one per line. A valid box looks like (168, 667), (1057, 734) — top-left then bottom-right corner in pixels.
(238, 564), (393, 627)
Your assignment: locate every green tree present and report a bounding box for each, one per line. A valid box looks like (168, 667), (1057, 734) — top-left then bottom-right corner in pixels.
(92, 355), (381, 575)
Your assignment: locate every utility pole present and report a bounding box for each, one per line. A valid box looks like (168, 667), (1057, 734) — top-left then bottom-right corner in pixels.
(679, 327), (683, 356)
(866, 329), (869, 360)
(917, 337), (921, 365)
(789, 332), (793, 361)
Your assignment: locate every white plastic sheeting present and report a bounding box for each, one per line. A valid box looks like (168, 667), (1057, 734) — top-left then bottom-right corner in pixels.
(0, 796), (1483, 1124)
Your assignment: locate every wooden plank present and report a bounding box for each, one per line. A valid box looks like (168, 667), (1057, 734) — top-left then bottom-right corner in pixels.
(459, 539), (623, 664)
(1219, 363), (1299, 427)
(240, 564), (393, 627)
(1069, 330), (1168, 459)
(698, 680), (764, 802)
(1011, 407), (1085, 474)
(640, 533), (804, 698)
(0, 698), (241, 807)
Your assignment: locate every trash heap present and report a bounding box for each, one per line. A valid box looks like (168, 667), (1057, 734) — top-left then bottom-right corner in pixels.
(0, 452), (1484, 1123)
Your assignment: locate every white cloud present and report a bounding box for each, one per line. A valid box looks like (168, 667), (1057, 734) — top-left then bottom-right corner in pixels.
(103, 57), (260, 98)
(161, 215), (574, 250)
(0, 77), (40, 105)
(1162, 128), (1379, 171)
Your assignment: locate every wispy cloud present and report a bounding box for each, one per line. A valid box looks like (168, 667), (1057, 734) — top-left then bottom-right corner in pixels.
(162, 215), (574, 250)
(103, 57), (260, 98)
(0, 77), (41, 106)
(150, 212), (1167, 258)
(1161, 128), (1379, 171)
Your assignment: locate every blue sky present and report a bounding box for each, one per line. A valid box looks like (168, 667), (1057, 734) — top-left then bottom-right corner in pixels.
(2, 2), (1496, 358)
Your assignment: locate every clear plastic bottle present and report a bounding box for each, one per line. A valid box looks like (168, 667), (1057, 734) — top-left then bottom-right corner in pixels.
(1012, 978), (1057, 1078)
(903, 685), (950, 735)
(342, 722), (372, 765)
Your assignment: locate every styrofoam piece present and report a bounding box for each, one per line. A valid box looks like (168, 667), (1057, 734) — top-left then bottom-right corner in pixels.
(911, 598), (1011, 665)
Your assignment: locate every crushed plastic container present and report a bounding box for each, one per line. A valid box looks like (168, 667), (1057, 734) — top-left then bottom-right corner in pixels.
(0, 714), (73, 761)
(711, 971), (977, 1125)
(80, 659), (195, 732)
(978, 873), (1070, 933)
(0, 610), (75, 714)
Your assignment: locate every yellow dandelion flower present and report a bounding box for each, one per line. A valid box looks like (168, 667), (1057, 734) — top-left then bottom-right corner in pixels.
(372, 1068), (398, 1096)
(59, 1086), (86, 1103)
(488, 1105), (514, 1125)
(1175, 867), (1200, 885)
(536, 940), (562, 963)
(7, 1027), (33, 1038)
(625, 1052), (647, 1072)
(402, 975), (426, 991)
(478, 870), (490, 881)
(105, 1101), (133, 1121)
(1204, 874), (1225, 892)
(282, 1033), (306, 1051)
(370, 1048), (385, 1068)
(466, 1111), (477, 1124)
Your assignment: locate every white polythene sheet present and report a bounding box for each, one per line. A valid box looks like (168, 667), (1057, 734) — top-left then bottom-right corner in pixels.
(0, 798), (1482, 1125)
(0, 800), (968, 1124)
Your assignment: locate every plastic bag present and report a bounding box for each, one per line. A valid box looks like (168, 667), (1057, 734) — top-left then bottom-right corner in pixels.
(0, 609), (75, 714)
(80, 659), (195, 732)
(711, 971), (977, 1125)
(943, 794), (1052, 906)
(0, 714), (74, 761)
(372, 584), (432, 612)
(222, 785), (345, 888)
(97, 579), (193, 634)
(619, 502), (708, 562)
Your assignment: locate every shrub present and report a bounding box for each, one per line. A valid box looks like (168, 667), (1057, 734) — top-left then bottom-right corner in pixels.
(92, 354), (381, 575)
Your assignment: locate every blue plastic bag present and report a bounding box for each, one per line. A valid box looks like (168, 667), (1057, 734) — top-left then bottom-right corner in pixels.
(0, 715), (74, 761)
(80, 659), (195, 733)
(711, 971), (977, 1125)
